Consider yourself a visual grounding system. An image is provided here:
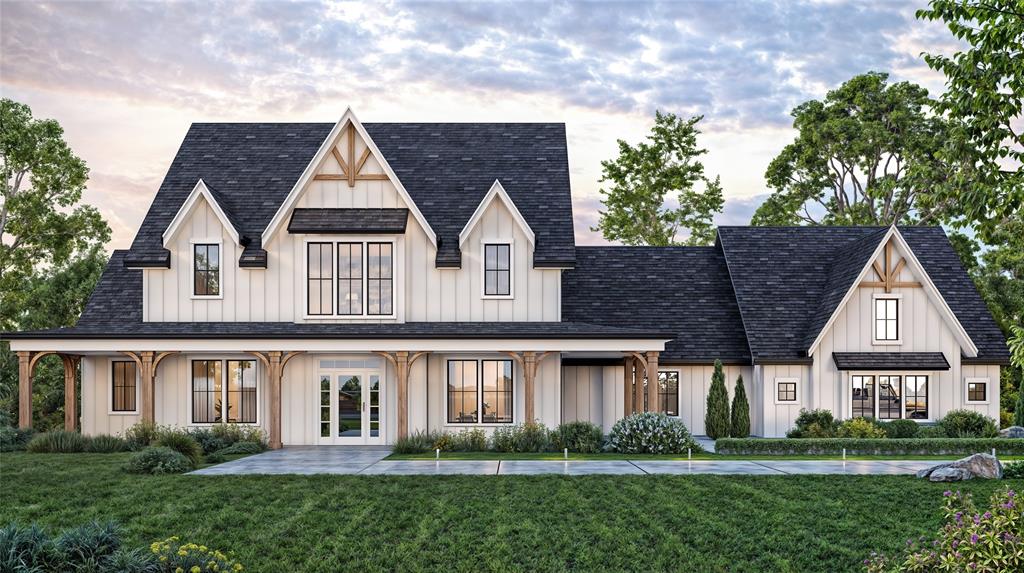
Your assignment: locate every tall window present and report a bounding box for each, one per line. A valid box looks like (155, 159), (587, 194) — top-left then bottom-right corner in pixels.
(483, 243), (511, 296)
(852, 375), (875, 418)
(367, 242), (393, 315)
(878, 375), (902, 419)
(447, 360), (479, 424)
(874, 297), (899, 342)
(337, 243), (362, 315)
(191, 360), (223, 423)
(482, 360), (513, 423)
(658, 371), (679, 416)
(226, 360), (257, 423)
(906, 376), (929, 419)
(967, 379), (988, 403)
(307, 242), (333, 315)
(111, 361), (137, 412)
(193, 244), (220, 296)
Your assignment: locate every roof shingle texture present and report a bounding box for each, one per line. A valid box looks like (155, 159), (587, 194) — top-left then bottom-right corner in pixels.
(832, 352), (951, 371)
(287, 208), (409, 234)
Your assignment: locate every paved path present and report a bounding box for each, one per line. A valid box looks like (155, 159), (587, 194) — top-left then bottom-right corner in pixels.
(190, 446), (944, 476)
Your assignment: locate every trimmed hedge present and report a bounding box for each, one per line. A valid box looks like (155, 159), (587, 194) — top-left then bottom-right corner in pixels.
(715, 438), (1024, 456)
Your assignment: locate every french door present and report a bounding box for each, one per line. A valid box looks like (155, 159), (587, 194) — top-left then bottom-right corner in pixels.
(317, 369), (384, 444)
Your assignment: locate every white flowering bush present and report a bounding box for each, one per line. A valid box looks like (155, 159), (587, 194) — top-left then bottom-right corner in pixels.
(607, 412), (702, 454)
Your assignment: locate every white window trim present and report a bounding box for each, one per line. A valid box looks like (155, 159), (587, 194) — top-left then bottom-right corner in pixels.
(302, 237), (398, 320)
(443, 356), (516, 427)
(659, 369), (681, 417)
(774, 377), (800, 405)
(964, 377), (990, 405)
(480, 239), (515, 300)
(846, 371), (935, 422)
(190, 238), (224, 300)
(107, 359), (140, 415)
(186, 355), (262, 427)
(871, 293), (902, 345)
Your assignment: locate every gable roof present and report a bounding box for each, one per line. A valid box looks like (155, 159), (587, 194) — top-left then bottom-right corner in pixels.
(125, 121), (576, 269)
(561, 246), (751, 363)
(162, 179), (241, 246)
(459, 180), (535, 247)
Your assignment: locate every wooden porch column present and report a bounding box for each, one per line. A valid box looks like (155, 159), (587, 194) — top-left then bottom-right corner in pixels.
(140, 351), (155, 424)
(18, 351), (32, 429)
(504, 351), (554, 424)
(62, 355), (81, 431)
(632, 355), (646, 412)
(646, 351), (660, 413)
(249, 351), (303, 450)
(375, 351), (428, 440)
(623, 357), (633, 416)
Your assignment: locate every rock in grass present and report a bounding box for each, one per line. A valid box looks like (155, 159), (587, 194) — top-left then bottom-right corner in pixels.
(999, 426), (1024, 438)
(916, 453), (1003, 481)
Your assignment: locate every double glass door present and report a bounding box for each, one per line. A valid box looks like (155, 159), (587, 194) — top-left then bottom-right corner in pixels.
(318, 369), (383, 444)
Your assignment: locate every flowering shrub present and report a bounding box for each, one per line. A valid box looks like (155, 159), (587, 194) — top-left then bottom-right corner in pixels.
(607, 412), (700, 454)
(125, 446), (193, 474)
(151, 537), (244, 573)
(838, 418), (888, 439)
(864, 488), (1022, 573)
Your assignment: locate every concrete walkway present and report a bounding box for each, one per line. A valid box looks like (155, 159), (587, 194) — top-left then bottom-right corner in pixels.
(190, 446), (943, 476)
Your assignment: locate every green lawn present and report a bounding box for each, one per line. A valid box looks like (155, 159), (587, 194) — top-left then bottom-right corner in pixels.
(0, 453), (1010, 572)
(387, 451), (1023, 461)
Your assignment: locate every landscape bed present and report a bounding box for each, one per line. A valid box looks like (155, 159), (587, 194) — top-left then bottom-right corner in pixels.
(0, 452), (1011, 572)
(715, 438), (1024, 456)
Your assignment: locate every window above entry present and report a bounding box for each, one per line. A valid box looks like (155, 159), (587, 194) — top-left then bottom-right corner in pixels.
(483, 242), (513, 298)
(306, 239), (395, 319)
(873, 294), (901, 344)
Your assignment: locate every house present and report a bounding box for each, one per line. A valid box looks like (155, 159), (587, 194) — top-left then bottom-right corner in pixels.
(5, 110), (1009, 446)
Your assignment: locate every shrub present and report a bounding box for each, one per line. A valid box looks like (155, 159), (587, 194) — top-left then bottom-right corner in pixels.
(491, 422), (552, 453)
(187, 428), (228, 455)
(0, 521), (160, 573)
(26, 430), (90, 453)
(715, 437), (1024, 455)
(1004, 460), (1024, 479)
(123, 422), (160, 451)
(838, 417), (887, 439)
(1016, 376), (1024, 427)
(608, 412), (701, 454)
(215, 441), (264, 455)
(704, 359), (730, 439)
(881, 419), (920, 439)
(939, 409), (999, 438)
(86, 434), (129, 453)
(125, 446), (193, 474)
(730, 375), (750, 438)
(150, 536), (244, 573)
(786, 408), (839, 438)
(865, 488), (1022, 573)
(449, 428), (487, 452)
(551, 421), (603, 453)
(154, 429), (203, 466)
(393, 430), (440, 454)
(917, 424), (948, 438)
(0, 426), (35, 452)
(211, 424), (269, 449)
(204, 452), (227, 464)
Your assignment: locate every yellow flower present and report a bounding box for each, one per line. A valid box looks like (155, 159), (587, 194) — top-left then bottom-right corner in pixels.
(191, 567), (201, 573)
(178, 549), (188, 556)
(234, 565), (243, 572)
(175, 569), (183, 573)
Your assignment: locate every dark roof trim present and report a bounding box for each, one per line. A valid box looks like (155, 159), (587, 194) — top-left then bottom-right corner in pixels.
(754, 357), (815, 365)
(561, 357), (625, 367)
(239, 249), (268, 268)
(662, 358), (753, 366)
(832, 352), (950, 371)
(961, 356), (1011, 366)
(287, 208), (409, 235)
(123, 251), (170, 268)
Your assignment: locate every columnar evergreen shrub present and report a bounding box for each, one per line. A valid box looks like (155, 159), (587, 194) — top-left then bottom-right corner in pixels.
(730, 375), (750, 438)
(1015, 376), (1024, 428)
(125, 446), (192, 474)
(26, 431), (90, 453)
(939, 409), (999, 438)
(552, 421), (604, 453)
(704, 359), (730, 439)
(608, 412), (701, 454)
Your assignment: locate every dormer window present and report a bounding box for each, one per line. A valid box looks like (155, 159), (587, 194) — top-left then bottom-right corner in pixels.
(873, 295), (900, 344)
(305, 240), (394, 318)
(483, 242), (512, 298)
(192, 242), (221, 298)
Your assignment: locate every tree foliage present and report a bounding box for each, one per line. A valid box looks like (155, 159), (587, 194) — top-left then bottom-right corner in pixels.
(730, 374), (750, 438)
(594, 111), (723, 246)
(704, 359), (730, 440)
(753, 72), (961, 227)
(917, 0), (1024, 238)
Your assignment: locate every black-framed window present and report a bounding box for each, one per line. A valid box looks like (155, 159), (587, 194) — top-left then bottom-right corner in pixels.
(484, 243), (511, 296)
(447, 360), (479, 424)
(906, 375), (929, 419)
(776, 381), (797, 403)
(482, 360), (513, 423)
(367, 242), (393, 315)
(874, 298), (899, 341)
(967, 380), (988, 403)
(658, 371), (679, 416)
(878, 375), (902, 419)
(191, 360), (223, 423)
(852, 375), (875, 419)
(226, 360), (257, 424)
(111, 361), (137, 412)
(307, 242), (333, 315)
(193, 244), (220, 296)
(337, 242), (362, 315)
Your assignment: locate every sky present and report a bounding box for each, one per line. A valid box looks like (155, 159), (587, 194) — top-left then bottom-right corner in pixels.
(0, 0), (961, 249)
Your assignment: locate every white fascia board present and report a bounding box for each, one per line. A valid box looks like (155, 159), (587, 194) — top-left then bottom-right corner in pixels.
(260, 108), (437, 247)
(162, 179), (240, 247)
(8, 337), (669, 353)
(459, 179), (535, 247)
(807, 226), (978, 357)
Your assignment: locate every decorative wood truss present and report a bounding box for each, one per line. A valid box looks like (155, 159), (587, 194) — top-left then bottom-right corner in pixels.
(859, 239), (922, 293)
(313, 123), (390, 187)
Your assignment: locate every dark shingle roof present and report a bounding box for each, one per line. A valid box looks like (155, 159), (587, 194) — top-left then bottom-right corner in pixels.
(832, 352), (951, 371)
(287, 208), (409, 234)
(561, 246), (751, 363)
(125, 122), (575, 269)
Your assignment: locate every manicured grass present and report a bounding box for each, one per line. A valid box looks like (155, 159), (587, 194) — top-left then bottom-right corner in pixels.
(388, 451), (1023, 461)
(0, 452), (1010, 572)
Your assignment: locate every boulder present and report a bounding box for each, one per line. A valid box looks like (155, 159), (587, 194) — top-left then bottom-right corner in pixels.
(916, 453), (1003, 482)
(999, 426), (1024, 438)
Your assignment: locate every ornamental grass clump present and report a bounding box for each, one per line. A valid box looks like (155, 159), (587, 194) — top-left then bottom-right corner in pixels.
(449, 428), (488, 452)
(86, 434), (129, 453)
(608, 412), (700, 454)
(0, 521), (159, 572)
(864, 488), (1022, 573)
(491, 422), (552, 452)
(392, 430), (441, 454)
(154, 430), (203, 467)
(123, 422), (161, 451)
(26, 431), (91, 453)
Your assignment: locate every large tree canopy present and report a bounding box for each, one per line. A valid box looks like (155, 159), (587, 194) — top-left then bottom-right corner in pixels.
(594, 112), (723, 246)
(918, 0), (1024, 238)
(752, 72), (960, 227)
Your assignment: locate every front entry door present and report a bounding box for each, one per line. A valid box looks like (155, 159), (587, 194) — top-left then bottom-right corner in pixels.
(318, 369), (384, 445)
